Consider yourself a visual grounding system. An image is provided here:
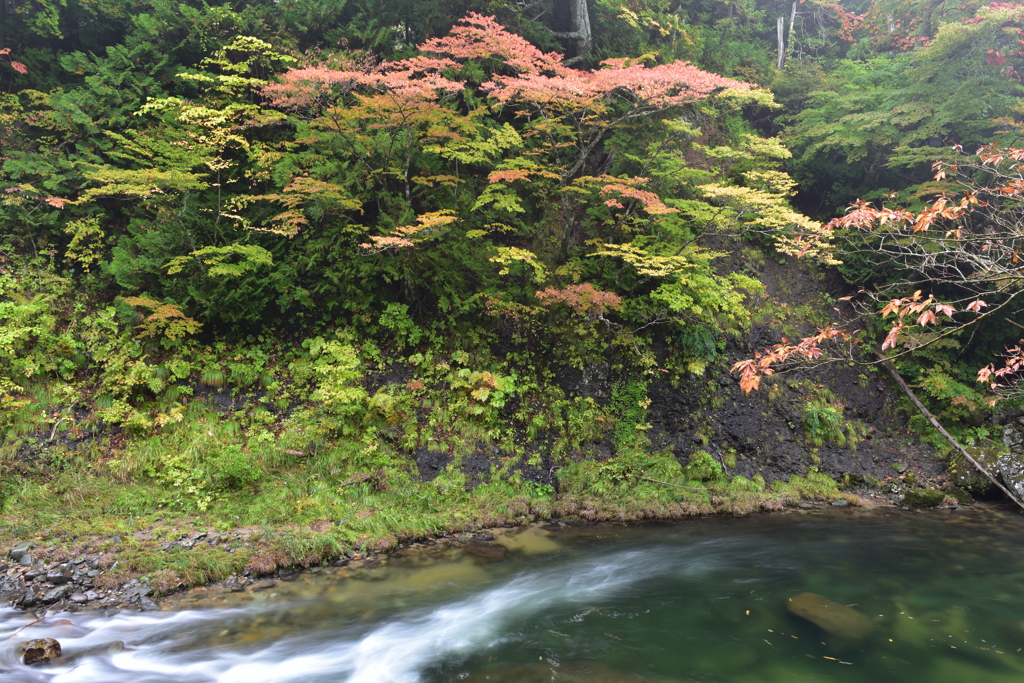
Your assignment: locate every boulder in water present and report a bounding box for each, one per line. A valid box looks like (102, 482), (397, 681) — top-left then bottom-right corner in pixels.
(16, 638), (61, 665)
(785, 592), (873, 642)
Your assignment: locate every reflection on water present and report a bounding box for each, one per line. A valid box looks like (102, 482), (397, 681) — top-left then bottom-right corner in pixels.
(3, 507), (1024, 682)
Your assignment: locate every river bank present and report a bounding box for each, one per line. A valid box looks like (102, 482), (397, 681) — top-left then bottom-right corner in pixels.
(0, 485), (980, 617)
(5, 504), (1024, 683)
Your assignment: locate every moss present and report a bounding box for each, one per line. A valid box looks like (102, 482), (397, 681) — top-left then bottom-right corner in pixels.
(683, 450), (727, 483)
(942, 484), (974, 505)
(903, 489), (945, 507)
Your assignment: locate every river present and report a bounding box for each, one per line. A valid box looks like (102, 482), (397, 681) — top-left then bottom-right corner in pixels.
(3, 505), (1024, 682)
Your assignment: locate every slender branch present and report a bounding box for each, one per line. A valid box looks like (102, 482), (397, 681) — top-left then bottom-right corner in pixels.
(642, 476), (708, 491)
(877, 352), (1024, 512)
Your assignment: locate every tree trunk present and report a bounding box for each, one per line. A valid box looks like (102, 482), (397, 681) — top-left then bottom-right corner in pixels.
(776, 3), (797, 70)
(776, 16), (785, 70)
(553, 0), (593, 64)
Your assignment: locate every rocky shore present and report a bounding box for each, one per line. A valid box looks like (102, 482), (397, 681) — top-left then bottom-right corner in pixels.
(0, 487), (980, 621)
(0, 523), (535, 617)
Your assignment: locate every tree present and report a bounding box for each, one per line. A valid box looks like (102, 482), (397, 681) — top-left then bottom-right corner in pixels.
(785, 2), (1024, 214)
(552, 0), (593, 64)
(733, 142), (1024, 399)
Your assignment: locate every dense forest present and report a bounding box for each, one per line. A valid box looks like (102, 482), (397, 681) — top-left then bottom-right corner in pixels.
(2, 0), (1024, 594)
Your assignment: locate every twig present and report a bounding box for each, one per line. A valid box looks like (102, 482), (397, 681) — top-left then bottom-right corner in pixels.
(1006, 317), (1024, 332)
(642, 476), (708, 491)
(877, 352), (1024, 512)
(7, 617), (43, 639)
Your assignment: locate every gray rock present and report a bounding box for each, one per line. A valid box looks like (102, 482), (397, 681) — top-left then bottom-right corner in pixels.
(70, 593), (89, 604)
(1005, 424), (1024, 454)
(16, 588), (38, 608)
(46, 567), (72, 585)
(19, 554), (34, 567)
(16, 638), (61, 665)
(8, 543), (34, 562)
(126, 586), (152, 599)
(42, 584), (74, 604)
(224, 578), (246, 592)
(998, 451), (1024, 504)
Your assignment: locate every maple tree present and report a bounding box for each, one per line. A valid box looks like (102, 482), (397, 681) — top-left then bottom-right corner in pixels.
(734, 142), (1024, 399)
(248, 12), (825, 352)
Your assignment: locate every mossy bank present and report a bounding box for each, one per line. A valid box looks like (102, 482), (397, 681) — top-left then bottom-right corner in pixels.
(0, 248), (1001, 614)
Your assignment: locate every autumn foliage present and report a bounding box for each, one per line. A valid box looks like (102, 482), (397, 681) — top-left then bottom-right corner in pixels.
(733, 141), (1024, 398)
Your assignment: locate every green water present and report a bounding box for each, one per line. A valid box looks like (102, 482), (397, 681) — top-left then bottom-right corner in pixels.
(4, 506), (1024, 682)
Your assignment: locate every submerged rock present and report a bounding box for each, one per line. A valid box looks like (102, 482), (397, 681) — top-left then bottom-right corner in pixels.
(785, 592), (873, 642)
(903, 489), (945, 507)
(494, 526), (560, 554)
(16, 638), (61, 665)
(463, 542), (507, 562)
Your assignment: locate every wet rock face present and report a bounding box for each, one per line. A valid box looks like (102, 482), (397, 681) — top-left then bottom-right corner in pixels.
(16, 638), (61, 665)
(785, 592), (873, 642)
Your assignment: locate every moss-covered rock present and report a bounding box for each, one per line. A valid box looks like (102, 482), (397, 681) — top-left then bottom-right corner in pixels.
(903, 489), (945, 507)
(950, 447), (1002, 493)
(942, 485), (973, 505)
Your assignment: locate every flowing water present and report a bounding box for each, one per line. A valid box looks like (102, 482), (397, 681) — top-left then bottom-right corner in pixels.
(4, 506), (1024, 682)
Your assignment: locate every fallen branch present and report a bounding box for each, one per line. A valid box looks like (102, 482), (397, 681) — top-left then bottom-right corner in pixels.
(48, 404), (76, 443)
(877, 352), (1024, 512)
